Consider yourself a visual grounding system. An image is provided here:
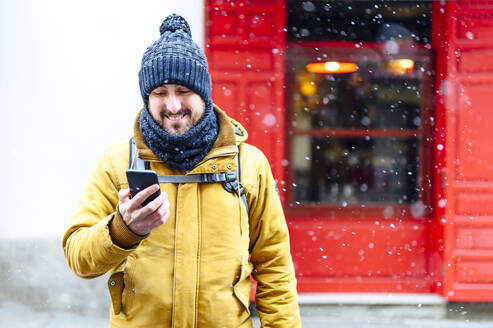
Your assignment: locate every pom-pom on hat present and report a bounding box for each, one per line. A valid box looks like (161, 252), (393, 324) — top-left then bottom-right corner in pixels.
(139, 14), (211, 105)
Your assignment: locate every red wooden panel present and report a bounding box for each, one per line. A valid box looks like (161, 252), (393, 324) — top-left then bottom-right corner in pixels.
(246, 0), (276, 4)
(456, 227), (493, 249)
(445, 285), (493, 301)
(246, 13), (275, 38)
(211, 80), (240, 115)
(456, 261), (493, 283)
(298, 277), (433, 293)
(456, 82), (493, 181)
(244, 80), (277, 161)
(289, 219), (428, 278)
(457, 49), (493, 73)
(457, 0), (493, 8)
(211, 50), (273, 71)
(210, 0), (277, 4)
(456, 193), (493, 215)
(457, 14), (493, 41)
(210, 10), (239, 37)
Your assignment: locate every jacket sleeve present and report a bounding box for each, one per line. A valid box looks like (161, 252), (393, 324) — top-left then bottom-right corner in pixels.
(248, 150), (301, 328)
(62, 147), (135, 279)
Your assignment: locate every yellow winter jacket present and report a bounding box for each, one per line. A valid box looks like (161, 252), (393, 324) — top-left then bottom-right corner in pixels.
(62, 106), (301, 328)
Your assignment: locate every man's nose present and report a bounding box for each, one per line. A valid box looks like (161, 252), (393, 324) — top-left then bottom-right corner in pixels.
(165, 94), (181, 112)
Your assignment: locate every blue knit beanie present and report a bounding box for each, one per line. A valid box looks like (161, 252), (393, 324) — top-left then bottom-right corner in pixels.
(139, 14), (211, 105)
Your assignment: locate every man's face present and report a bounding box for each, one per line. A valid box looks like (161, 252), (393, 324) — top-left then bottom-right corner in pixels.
(148, 84), (206, 136)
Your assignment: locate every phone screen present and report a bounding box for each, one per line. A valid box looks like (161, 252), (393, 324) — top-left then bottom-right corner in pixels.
(126, 169), (161, 206)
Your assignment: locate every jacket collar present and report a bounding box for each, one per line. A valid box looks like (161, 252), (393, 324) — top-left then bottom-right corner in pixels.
(133, 104), (247, 163)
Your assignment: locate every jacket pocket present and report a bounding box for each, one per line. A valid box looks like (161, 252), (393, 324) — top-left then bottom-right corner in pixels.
(108, 271), (125, 315)
(108, 258), (136, 316)
(233, 257), (254, 315)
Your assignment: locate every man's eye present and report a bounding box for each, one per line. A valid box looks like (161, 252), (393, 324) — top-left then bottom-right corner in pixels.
(177, 89), (190, 94)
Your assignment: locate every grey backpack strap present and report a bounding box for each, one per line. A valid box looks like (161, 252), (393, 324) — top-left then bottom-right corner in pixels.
(158, 172), (235, 184)
(129, 138), (148, 170)
(236, 148), (249, 215)
(232, 124), (243, 137)
(221, 145), (249, 215)
(128, 138), (133, 169)
(230, 125), (249, 215)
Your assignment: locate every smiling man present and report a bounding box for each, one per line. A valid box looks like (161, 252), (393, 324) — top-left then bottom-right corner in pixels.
(62, 14), (301, 328)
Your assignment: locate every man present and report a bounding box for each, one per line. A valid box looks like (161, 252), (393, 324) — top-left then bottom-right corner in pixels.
(63, 14), (301, 328)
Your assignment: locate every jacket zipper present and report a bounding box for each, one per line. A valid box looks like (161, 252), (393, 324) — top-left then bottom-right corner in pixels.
(171, 184), (179, 328)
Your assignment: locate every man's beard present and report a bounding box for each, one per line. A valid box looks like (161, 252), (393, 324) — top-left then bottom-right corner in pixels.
(158, 108), (193, 135)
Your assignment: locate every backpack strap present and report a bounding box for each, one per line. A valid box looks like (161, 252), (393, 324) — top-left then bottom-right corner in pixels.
(237, 149), (249, 216)
(157, 171), (235, 184)
(128, 138), (148, 170)
(230, 126), (249, 215)
(128, 136), (249, 215)
(221, 147), (249, 215)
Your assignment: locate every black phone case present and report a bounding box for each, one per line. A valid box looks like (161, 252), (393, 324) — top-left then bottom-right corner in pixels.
(126, 169), (161, 206)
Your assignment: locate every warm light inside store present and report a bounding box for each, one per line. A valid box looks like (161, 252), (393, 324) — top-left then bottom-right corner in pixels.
(305, 61), (358, 74)
(388, 59), (415, 74)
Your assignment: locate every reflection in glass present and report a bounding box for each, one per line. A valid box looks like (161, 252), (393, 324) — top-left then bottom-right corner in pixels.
(287, 0), (432, 43)
(293, 58), (423, 131)
(293, 136), (419, 204)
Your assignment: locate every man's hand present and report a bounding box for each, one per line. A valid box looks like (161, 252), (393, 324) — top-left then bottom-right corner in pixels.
(118, 185), (170, 236)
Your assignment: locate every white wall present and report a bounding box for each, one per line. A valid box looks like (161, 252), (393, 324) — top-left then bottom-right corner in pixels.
(0, 0), (204, 238)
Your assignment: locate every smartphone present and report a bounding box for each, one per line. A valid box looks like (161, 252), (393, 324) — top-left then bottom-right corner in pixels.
(126, 169), (161, 207)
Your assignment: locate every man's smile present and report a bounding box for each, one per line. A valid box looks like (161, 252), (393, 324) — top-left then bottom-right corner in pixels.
(167, 113), (187, 121)
(160, 109), (191, 122)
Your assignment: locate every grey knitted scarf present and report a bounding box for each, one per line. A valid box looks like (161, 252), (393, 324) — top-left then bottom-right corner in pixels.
(139, 100), (219, 171)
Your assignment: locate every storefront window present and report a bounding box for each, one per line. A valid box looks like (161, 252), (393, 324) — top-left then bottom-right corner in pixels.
(286, 1), (433, 216)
